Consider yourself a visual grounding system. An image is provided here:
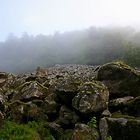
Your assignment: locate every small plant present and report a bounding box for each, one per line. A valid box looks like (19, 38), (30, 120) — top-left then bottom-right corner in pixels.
(87, 116), (97, 129)
(105, 136), (112, 140)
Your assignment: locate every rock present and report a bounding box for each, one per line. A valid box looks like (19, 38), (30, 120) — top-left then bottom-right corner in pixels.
(54, 77), (81, 105)
(58, 105), (79, 126)
(126, 96), (140, 116)
(72, 81), (109, 113)
(0, 72), (16, 91)
(99, 116), (140, 140)
(0, 111), (4, 128)
(101, 110), (111, 117)
(109, 96), (134, 112)
(48, 122), (64, 139)
(72, 123), (100, 140)
(99, 117), (109, 140)
(41, 94), (58, 115)
(11, 81), (49, 102)
(8, 101), (48, 123)
(36, 67), (48, 77)
(96, 61), (140, 98)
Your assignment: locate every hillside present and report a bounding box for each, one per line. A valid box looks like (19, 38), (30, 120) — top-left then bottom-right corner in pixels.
(0, 61), (140, 140)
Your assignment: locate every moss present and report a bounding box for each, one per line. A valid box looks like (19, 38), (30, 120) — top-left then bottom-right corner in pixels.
(80, 81), (107, 95)
(105, 60), (136, 73)
(111, 112), (135, 120)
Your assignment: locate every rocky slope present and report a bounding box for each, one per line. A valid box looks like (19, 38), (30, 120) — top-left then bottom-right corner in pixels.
(0, 62), (140, 140)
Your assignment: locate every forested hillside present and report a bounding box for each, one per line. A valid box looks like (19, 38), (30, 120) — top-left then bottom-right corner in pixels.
(0, 26), (140, 73)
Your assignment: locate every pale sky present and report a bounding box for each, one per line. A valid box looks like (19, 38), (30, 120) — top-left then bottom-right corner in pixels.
(0, 0), (140, 41)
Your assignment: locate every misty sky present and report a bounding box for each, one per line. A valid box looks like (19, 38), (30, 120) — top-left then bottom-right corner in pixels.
(1, 0), (140, 41)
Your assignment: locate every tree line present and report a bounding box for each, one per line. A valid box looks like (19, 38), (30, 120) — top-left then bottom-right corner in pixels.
(0, 26), (140, 73)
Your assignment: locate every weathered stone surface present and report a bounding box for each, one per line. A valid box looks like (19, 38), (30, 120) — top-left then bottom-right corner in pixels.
(100, 116), (140, 140)
(126, 96), (140, 117)
(101, 109), (111, 117)
(11, 81), (49, 102)
(72, 81), (109, 113)
(109, 96), (134, 111)
(54, 77), (81, 105)
(49, 122), (64, 139)
(8, 101), (48, 123)
(71, 123), (100, 140)
(96, 61), (140, 98)
(41, 94), (58, 115)
(58, 106), (79, 126)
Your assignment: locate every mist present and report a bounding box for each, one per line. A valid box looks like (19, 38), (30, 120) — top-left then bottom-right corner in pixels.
(1, 0), (140, 73)
(0, 26), (140, 73)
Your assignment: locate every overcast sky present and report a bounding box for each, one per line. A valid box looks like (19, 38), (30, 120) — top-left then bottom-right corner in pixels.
(0, 0), (140, 41)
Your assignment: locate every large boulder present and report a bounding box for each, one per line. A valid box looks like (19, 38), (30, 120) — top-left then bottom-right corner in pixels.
(72, 81), (109, 113)
(99, 116), (140, 140)
(96, 61), (140, 98)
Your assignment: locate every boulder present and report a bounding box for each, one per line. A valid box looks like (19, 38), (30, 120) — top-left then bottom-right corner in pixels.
(71, 123), (100, 140)
(99, 116), (140, 140)
(58, 105), (79, 126)
(54, 77), (81, 105)
(8, 100), (48, 123)
(126, 96), (140, 117)
(11, 81), (49, 102)
(96, 61), (140, 98)
(109, 96), (134, 112)
(72, 81), (109, 113)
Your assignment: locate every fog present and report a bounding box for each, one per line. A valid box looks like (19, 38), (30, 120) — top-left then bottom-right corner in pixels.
(1, 0), (140, 73)
(0, 26), (140, 73)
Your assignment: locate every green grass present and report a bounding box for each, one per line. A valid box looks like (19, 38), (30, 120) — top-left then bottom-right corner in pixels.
(0, 121), (52, 140)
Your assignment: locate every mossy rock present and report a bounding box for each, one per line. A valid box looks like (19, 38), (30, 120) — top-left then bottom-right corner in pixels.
(96, 61), (140, 98)
(11, 81), (49, 102)
(71, 123), (100, 140)
(100, 116), (140, 140)
(126, 96), (140, 117)
(54, 77), (82, 105)
(7, 100), (48, 123)
(72, 81), (109, 113)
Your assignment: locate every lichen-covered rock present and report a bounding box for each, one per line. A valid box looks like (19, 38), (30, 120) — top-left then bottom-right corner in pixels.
(0, 72), (16, 91)
(58, 106), (79, 126)
(71, 123), (100, 140)
(109, 96), (134, 112)
(99, 116), (140, 140)
(101, 110), (111, 117)
(96, 61), (140, 98)
(41, 94), (58, 115)
(11, 81), (49, 102)
(7, 101), (48, 123)
(72, 81), (109, 113)
(54, 77), (81, 105)
(49, 122), (64, 139)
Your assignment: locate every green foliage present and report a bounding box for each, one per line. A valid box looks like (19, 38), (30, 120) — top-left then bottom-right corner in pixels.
(0, 121), (52, 140)
(87, 116), (97, 129)
(105, 136), (112, 140)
